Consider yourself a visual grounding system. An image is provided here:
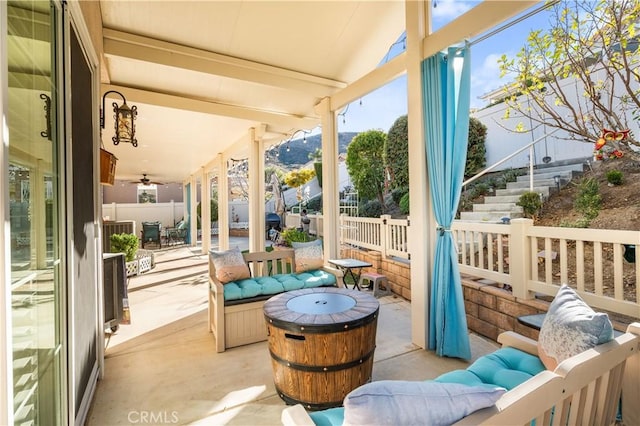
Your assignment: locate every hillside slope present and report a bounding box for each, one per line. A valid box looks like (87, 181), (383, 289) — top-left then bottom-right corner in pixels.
(535, 158), (640, 231)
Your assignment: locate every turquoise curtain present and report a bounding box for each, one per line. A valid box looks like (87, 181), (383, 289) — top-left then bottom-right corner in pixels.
(422, 46), (472, 359)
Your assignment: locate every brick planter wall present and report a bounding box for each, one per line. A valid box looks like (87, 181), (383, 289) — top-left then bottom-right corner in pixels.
(339, 246), (411, 300)
(461, 276), (548, 342)
(338, 246), (550, 340)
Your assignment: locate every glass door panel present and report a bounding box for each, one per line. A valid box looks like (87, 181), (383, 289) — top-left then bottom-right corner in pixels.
(7, 0), (64, 424)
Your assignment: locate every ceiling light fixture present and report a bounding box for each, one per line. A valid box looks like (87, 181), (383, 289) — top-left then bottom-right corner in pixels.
(100, 90), (138, 147)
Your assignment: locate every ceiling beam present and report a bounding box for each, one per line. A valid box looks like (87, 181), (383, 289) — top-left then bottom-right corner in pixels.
(422, 1), (539, 58)
(331, 53), (406, 110)
(101, 83), (320, 130)
(330, 0), (540, 110)
(103, 28), (347, 98)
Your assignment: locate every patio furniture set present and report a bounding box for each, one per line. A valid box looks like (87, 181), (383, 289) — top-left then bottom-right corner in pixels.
(140, 221), (187, 249)
(208, 247), (640, 425)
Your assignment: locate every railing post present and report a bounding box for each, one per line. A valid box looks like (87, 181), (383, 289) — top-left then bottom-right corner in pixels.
(509, 218), (534, 300)
(623, 323), (640, 425)
(381, 215), (391, 259)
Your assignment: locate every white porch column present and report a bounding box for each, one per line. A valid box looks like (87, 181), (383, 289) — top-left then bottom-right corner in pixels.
(406, 0), (433, 349)
(189, 174), (198, 247)
(317, 97), (339, 261)
(201, 167), (211, 253)
(217, 155), (230, 251)
(248, 127), (265, 252)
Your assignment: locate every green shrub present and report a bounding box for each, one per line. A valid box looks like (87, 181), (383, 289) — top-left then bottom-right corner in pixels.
(471, 182), (491, 198)
(559, 218), (591, 228)
(399, 193), (410, 214)
(574, 177), (601, 220)
(359, 199), (383, 218)
(306, 196), (322, 212)
(516, 192), (542, 218)
(391, 187), (408, 205)
(110, 233), (139, 262)
(465, 117), (487, 178)
(502, 168), (522, 183)
(457, 196), (473, 213)
(606, 169), (623, 186)
(483, 177), (500, 191)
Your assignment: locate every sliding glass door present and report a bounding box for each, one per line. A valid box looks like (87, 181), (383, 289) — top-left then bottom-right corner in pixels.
(7, 0), (65, 423)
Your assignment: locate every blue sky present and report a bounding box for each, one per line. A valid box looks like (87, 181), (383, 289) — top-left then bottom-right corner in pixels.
(337, 0), (554, 134)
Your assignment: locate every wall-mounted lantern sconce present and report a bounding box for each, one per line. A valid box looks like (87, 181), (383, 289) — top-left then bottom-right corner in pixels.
(100, 90), (138, 147)
(40, 93), (52, 140)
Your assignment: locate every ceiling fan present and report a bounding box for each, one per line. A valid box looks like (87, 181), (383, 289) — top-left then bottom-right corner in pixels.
(131, 174), (164, 186)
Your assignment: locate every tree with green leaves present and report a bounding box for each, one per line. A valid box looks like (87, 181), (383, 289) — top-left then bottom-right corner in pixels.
(265, 165), (285, 185)
(385, 115), (409, 190)
(497, 0), (640, 157)
(466, 117), (487, 178)
(346, 130), (387, 209)
(309, 148), (323, 188)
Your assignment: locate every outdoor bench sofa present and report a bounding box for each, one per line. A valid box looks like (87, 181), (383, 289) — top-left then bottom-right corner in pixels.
(282, 322), (640, 426)
(208, 248), (340, 353)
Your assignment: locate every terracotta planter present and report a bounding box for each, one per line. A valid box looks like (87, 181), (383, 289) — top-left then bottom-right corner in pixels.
(100, 148), (117, 185)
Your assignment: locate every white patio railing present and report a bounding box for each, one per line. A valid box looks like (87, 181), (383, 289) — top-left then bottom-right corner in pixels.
(301, 213), (638, 319)
(452, 218), (640, 318)
(340, 215), (411, 260)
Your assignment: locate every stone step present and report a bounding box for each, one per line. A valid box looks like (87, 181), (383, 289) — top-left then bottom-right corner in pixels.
(507, 178), (566, 190)
(495, 186), (550, 197)
(529, 163), (586, 175)
(484, 195), (523, 204)
(516, 170), (577, 182)
(473, 203), (523, 213)
(461, 158), (588, 223)
(459, 211), (524, 222)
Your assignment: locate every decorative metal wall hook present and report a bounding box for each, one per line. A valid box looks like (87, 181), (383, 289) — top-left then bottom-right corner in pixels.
(101, 90), (138, 147)
(40, 93), (52, 140)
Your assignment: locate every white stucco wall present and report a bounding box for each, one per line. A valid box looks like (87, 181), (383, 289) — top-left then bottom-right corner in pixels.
(473, 67), (640, 171)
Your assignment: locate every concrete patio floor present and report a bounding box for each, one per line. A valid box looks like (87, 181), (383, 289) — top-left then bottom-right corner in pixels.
(87, 245), (499, 425)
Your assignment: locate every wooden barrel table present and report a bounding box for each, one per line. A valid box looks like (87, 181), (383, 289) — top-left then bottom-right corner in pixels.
(264, 287), (379, 410)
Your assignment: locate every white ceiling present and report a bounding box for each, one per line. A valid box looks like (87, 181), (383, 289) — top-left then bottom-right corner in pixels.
(98, 0), (406, 183)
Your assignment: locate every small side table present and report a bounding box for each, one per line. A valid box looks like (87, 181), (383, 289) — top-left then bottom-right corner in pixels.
(328, 258), (372, 290)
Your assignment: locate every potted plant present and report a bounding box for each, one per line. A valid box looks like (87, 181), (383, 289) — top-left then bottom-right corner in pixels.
(110, 233), (142, 276)
(279, 228), (315, 247)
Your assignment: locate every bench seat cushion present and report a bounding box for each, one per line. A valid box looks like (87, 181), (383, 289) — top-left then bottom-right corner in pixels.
(223, 270), (337, 301)
(435, 347), (545, 390)
(308, 347), (544, 426)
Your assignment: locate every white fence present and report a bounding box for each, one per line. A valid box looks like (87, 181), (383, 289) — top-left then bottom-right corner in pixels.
(303, 214), (639, 319)
(102, 202), (185, 234)
(102, 203), (639, 318)
(340, 215), (410, 260)
(452, 219), (639, 319)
